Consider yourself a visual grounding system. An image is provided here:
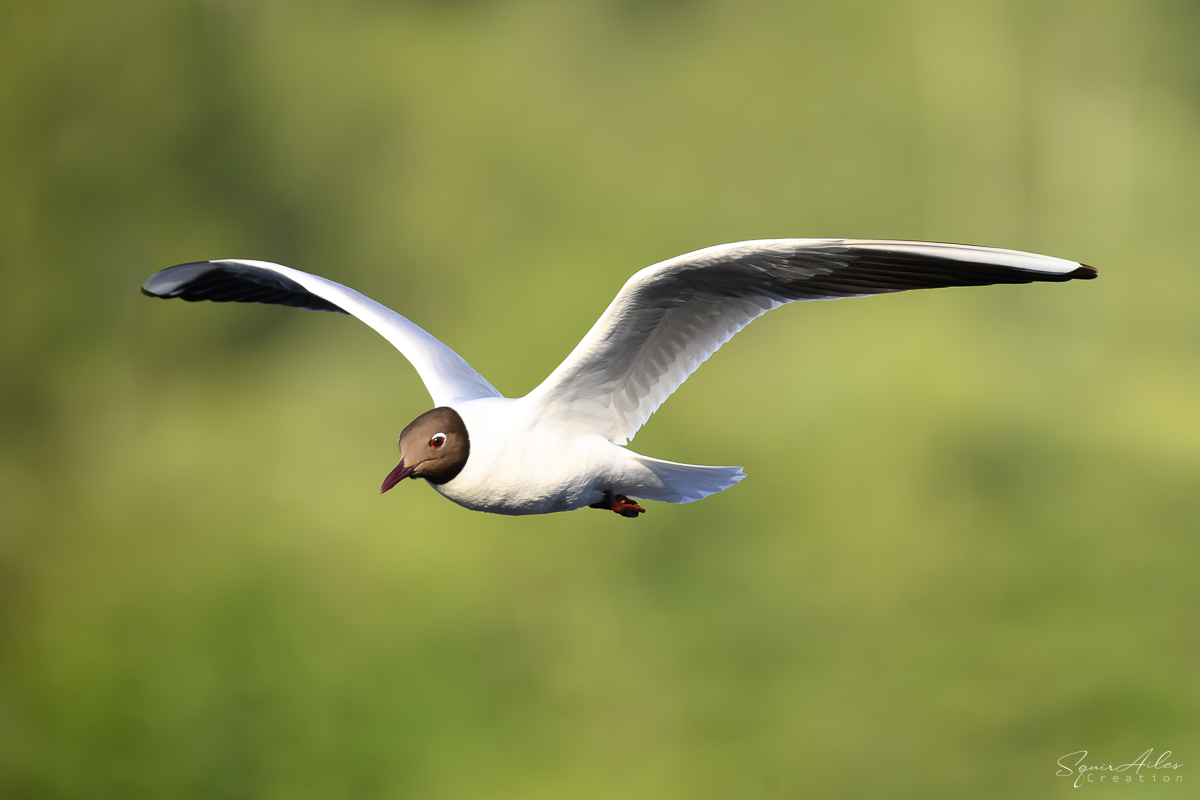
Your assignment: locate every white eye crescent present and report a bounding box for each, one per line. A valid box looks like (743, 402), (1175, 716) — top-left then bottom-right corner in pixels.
(429, 433), (447, 449)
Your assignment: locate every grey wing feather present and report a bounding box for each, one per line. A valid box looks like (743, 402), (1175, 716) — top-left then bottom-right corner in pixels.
(527, 239), (1096, 445)
(142, 259), (501, 406)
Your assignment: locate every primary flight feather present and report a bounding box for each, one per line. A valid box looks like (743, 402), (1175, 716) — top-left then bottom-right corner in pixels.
(142, 239), (1096, 518)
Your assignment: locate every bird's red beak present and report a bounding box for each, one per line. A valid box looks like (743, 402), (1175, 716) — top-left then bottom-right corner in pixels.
(380, 459), (416, 494)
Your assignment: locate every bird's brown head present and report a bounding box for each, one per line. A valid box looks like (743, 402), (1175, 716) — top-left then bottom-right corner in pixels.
(380, 407), (470, 493)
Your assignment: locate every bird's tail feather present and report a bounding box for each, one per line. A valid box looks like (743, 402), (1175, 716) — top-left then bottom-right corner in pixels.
(626, 453), (746, 504)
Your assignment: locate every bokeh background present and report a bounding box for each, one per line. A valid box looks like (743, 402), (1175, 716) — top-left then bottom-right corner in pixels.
(2, 0), (1198, 797)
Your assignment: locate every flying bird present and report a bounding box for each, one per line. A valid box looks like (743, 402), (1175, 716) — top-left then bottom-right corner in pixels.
(142, 239), (1096, 518)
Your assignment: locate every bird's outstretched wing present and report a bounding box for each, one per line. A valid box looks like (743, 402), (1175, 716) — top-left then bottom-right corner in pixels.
(526, 239), (1097, 445)
(142, 259), (501, 406)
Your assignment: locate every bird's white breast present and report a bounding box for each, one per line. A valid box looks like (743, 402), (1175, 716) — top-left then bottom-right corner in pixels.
(430, 397), (627, 515)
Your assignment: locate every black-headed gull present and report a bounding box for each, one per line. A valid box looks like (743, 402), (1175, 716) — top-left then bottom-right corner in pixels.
(142, 239), (1096, 518)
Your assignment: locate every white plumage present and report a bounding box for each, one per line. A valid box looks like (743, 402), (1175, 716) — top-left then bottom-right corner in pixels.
(142, 238), (1095, 517)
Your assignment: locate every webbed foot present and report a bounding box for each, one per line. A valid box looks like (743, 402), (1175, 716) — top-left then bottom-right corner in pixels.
(589, 491), (646, 518)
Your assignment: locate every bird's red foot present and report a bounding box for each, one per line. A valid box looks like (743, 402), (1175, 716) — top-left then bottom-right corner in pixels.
(589, 492), (646, 518)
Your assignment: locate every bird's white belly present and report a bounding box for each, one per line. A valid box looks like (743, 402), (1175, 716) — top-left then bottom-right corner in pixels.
(430, 397), (630, 516)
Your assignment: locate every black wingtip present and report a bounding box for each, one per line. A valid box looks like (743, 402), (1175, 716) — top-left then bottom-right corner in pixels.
(139, 260), (348, 314)
(1070, 264), (1099, 280)
(141, 261), (217, 298)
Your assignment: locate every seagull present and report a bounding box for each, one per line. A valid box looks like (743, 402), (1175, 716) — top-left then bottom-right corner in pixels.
(142, 239), (1096, 518)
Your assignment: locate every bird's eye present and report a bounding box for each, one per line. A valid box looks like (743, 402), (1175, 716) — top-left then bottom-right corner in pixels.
(430, 433), (447, 449)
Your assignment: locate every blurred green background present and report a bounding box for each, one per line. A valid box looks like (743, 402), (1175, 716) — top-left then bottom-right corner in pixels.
(2, 0), (1198, 797)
